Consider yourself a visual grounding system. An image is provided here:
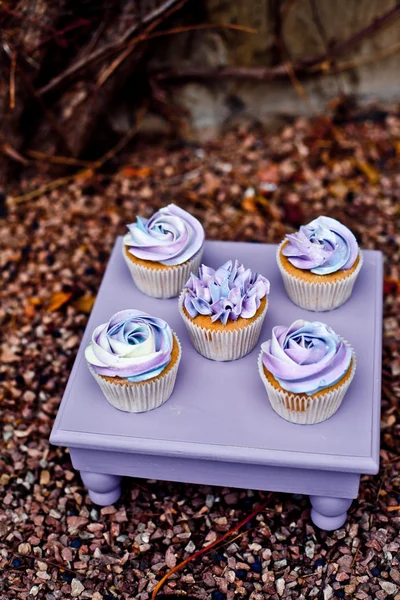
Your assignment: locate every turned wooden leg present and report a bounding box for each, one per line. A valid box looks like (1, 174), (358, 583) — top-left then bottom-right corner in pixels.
(310, 496), (353, 531)
(80, 471), (122, 506)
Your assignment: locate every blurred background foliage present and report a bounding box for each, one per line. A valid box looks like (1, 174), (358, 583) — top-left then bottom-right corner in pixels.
(1, 0), (400, 186)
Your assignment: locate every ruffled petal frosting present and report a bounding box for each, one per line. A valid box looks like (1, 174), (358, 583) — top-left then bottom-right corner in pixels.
(282, 216), (358, 274)
(124, 204), (204, 266)
(85, 310), (174, 382)
(182, 260), (270, 325)
(261, 319), (352, 395)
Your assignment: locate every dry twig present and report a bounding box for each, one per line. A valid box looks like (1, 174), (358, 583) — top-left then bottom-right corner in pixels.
(155, 1), (400, 83)
(147, 22), (257, 39)
(37, 0), (187, 96)
(12, 551), (76, 574)
(10, 106), (147, 204)
(26, 18), (91, 54)
(98, 21), (257, 87)
(322, 41), (400, 74)
(9, 53), (16, 110)
(151, 495), (272, 599)
(26, 150), (97, 168)
(0, 5), (58, 33)
(350, 544), (361, 568)
(97, 0), (187, 87)
(0, 140), (28, 165)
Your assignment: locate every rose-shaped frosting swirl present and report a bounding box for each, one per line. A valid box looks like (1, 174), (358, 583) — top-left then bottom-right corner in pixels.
(124, 203), (204, 266)
(261, 319), (352, 395)
(85, 310), (173, 382)
(282, 216), (358, 274)
(183, 260), (270, 325)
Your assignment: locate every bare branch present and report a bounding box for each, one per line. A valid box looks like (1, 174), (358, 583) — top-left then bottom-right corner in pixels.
(155, 1), (400, 83)
(37, 0), (186, 96)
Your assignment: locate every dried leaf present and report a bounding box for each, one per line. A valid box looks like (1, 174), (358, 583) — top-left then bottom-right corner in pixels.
(356, 160), (379, 183)
(48, 292), (72, 312)
(329, 181), (348, 199)
(75, 169), (95, 181)
(40, 470), (50, 485)
(241, 196), (258, 213)
(257, 164), (279, 184)
(24, 303), (35, 319)
(29, 297), (42, 306)
(74, 294), (95, 313)
(120, 166), (152, 178)
(384, 278), (400, 295)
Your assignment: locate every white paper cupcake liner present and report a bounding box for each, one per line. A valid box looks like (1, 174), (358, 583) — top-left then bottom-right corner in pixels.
(179, 292), (268, 361)
(258, 346), (356, 425)
(122, 245), (204, 299)
(277, 242), (363, 311)
(88, 335), (182, 413)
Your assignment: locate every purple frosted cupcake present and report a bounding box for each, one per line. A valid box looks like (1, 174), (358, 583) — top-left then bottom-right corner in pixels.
(179, 260), (270, 361)
(85, 310), (181, 412)
(277, 216), (363, 311)
(258, 319), (356, 424)
(123, 203), (204, 298)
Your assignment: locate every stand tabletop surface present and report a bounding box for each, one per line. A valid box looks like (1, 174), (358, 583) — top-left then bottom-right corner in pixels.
(51, 238), (383, 474)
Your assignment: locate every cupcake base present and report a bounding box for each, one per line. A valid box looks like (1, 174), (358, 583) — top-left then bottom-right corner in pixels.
(258, 349), (356, 425)
(277, 242), (363, 311)
(123, 244), (204, 299)
(88, 335), (181, 413)
(179, 294), (268, 361)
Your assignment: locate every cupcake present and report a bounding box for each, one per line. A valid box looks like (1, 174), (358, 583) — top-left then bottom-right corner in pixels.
(123, 203), (204, 298)
(277, 216), (363, 311)
(179, 260), (270, 361)
(258, 319), (356, 424)
(85, 310), (181, 412)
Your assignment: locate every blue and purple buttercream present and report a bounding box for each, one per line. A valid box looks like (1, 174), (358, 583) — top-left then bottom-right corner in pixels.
(85, 310), (174, 382)
(182, 260), (270, 326)
(124, 204), (204, 266)
(261, 320), (352, 395)
(282, 216), (359, 275)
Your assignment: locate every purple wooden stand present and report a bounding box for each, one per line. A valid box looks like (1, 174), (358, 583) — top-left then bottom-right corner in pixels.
(50, 239), (383, 531)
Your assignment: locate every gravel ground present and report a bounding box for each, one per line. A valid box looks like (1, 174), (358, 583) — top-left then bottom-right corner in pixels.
(1, 108), (400, 600)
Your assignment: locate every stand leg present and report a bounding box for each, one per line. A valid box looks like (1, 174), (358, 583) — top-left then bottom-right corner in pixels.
(80, 471), (122, 506)
(310, 496), (353, 531)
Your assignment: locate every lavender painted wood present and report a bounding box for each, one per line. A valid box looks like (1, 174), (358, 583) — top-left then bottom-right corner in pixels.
(50, 238), (383, 529)
(310, 496), (353, 530)
(70, 447), (361, 499)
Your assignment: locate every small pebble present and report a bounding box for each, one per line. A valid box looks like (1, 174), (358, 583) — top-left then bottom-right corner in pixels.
(185, 540), (196, 553)
(276, 577), (285, 596)
(380, 581), (398, 595)
(71, 579), (85, 597)
(18, 542), (32, 554)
